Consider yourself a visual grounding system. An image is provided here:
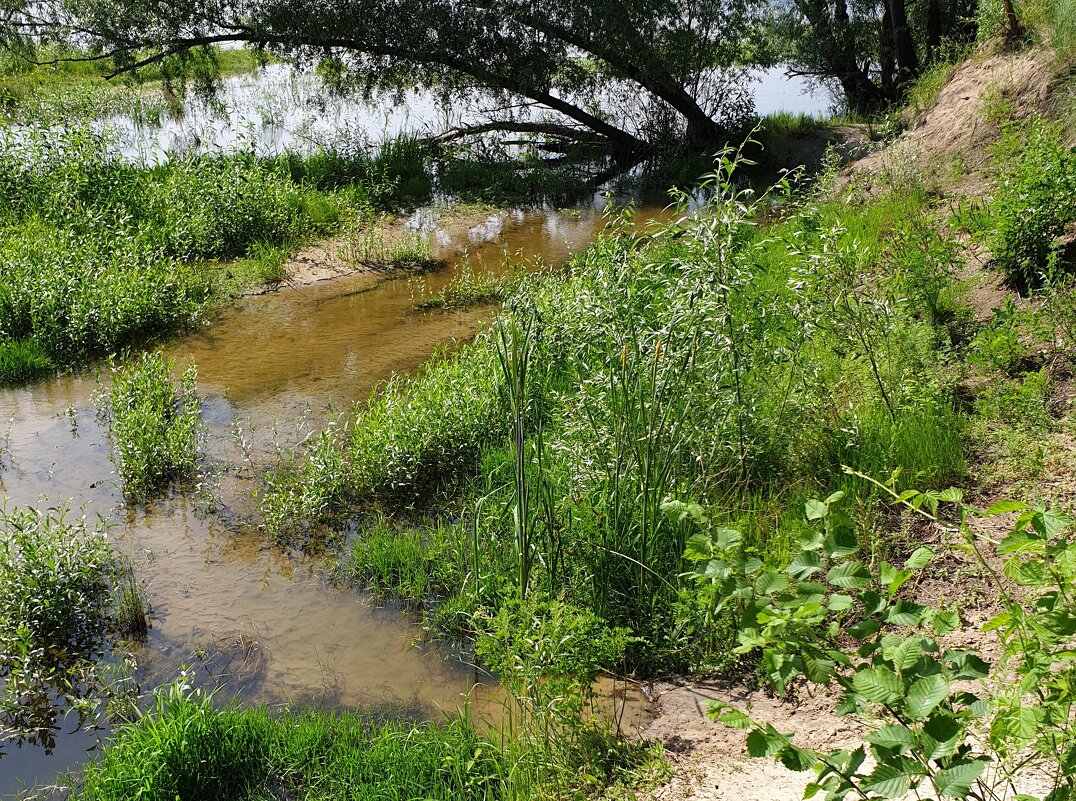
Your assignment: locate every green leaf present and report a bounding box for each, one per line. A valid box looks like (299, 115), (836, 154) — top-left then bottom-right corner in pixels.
(847, 619), (882, 639)
(861, 763), (916, 798)
(931, 609), (960, 636)
(828, 593), (854, 612)
(787, 551), (824, 580)
(825, 491), (846, 505)
(714, 527), (743, 552)
(1035, 508), (1073, 538)
(805, 499), (828, 521)
(906, 674), (950, 720)
(746, 726), (787, 758)
(921, 713), (963, 760)
(885, 600), (928, 626)
(778, 744), (817, 772)
(706, 703), (753, 729)
(824, 525), (859, 560)
(946, 651), (990, 680)
(865, 724), (918, 751)
(904, 546), (934, 570)
(888, 637), (924, 671)
(934, 487), (964, 503)
(683, 533), (711, 562)
(852, 667), (902, 704)
(827, 561), (871, 589)
(755, 571), (790, 596)
(934, 759), (988, 798)
(984, 499), (1029, 515)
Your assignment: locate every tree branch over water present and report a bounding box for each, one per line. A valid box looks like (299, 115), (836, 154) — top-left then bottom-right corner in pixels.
(4, 0), (765, 155)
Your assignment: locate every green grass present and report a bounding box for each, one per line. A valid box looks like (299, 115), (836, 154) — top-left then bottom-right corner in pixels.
(72, 682), (505, 801)
(0, 338), (54, 385)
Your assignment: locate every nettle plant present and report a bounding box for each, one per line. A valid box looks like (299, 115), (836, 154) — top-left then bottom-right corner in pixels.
(669, 470), (1076, 801)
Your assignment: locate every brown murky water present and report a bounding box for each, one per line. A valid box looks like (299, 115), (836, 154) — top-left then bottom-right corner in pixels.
(0, 199), (667, 797)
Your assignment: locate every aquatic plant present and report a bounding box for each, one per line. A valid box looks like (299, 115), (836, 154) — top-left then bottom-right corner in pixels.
(72, 679), (504, 801)
(100, 351), (205, 500)
(0, 504), (115, 747)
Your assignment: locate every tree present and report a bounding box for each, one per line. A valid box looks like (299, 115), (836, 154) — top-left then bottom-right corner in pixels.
(769, 0), (978, 114)
(7, 0), (763, 158)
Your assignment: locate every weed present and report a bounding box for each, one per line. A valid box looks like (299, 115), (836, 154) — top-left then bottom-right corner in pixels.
(0, 504), (115, 746)
(99, 352), (205, 500)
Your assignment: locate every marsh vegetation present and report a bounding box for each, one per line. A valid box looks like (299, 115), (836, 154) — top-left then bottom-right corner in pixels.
(1, 0), (1075, 798)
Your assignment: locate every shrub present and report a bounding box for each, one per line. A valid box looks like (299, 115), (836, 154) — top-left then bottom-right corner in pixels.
(986, 117), (1076, 290)
(101, 352), (204, 500)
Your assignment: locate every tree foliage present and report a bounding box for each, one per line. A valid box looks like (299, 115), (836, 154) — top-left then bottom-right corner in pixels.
(8, 0), (764, 154)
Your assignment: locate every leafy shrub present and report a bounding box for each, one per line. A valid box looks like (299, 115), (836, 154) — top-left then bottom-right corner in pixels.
(101, 352), (204, 500)
(986, 117), (1076, 290)
(692, 478), (1076, 801)
(0, 504), (115, 743)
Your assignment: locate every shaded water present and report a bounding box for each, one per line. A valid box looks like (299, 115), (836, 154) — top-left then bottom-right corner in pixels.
(0, 197), (667, 797)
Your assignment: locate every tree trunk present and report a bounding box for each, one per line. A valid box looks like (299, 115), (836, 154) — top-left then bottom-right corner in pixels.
(880, 4), (896, 96)
(886, 0), (920, 89)
(926, 0), (942, 61)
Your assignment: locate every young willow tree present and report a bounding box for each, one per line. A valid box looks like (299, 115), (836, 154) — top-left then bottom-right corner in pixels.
(6, 0), (762, 157)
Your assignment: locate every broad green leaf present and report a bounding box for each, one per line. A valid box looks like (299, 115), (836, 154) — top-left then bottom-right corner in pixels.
(984, 499), (1028, 515)
(683, 533), (711, 562)
(827, 561), (871, 589)
(804, 654), (836, 684)
(946, 651), (990, 680)
(921, 713), (962, 760)
(861, 763), (916, 798)
(824, 525), (859, 560)
(904, 546), (934, 570)
(934, 759), (988, 798)
(778, 744), (817, 772)
(714, 527), (743, 552)
(934, 487), (964, 503)
(847, 619), (882, 639)
(825, 491), (846, 505)
(885, 600), (928, 626)
(865, 724), (917, 750)
(931, 609), (960, 636)
(755, 571), (790, 596)
(787, 551), (824, 580)
(887, 637), (924, 671)
(805, 499), (828, 521)
(746, 725), (787, 758)
(1035, 508), (1073, 538)
(663, 499), (708, 525)
(852, 667), (902, 704)
(706, 703), (753, 729)
(828, 593), (854, 612)
(906, 674), (949, 720)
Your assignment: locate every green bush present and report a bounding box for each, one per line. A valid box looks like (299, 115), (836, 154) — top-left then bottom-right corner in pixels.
(102, 352), (204, 500)
(0, 505), (115, 741)
(985, 117), (1076, 290)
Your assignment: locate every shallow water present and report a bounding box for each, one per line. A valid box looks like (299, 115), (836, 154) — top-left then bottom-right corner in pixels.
(0, 196), (667, 797)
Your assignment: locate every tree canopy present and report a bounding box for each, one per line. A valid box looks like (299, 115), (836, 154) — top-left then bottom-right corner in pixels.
(7, 0), (766, 157)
